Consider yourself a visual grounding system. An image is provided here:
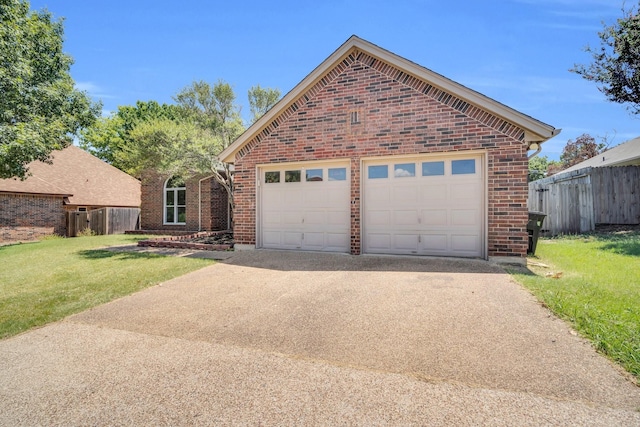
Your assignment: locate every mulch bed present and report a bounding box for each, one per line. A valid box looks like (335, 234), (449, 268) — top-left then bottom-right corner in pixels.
(137, 231), (234, 251)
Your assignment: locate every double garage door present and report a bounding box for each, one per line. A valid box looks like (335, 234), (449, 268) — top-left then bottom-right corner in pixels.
(259, 154), (484, 258)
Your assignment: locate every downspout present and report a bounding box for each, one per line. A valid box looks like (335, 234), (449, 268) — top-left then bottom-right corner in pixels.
(527, 142), (542, 159)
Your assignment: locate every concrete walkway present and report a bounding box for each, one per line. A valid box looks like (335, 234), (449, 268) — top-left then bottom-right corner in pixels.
(1, 250), (639, 425)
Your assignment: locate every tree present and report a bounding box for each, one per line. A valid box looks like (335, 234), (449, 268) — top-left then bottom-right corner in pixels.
(126, 80), (245, 222)
(559, 134), (605, 168)
(571, 2), (640, 114)
(0, 0), (100, 179)
(247, 85), (281, 124)
(546, 134), (605, 176)
(79, 101), (182, 173)
(528, 155), (559, 182)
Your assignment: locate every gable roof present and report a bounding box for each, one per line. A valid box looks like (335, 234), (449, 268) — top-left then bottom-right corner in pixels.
(0, 145), (141, 207)
(220, 35), (560, 163)
(559, 136), (640, 174)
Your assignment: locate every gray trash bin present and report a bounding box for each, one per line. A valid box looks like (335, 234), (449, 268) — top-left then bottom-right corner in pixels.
(527, 211), (546, 255)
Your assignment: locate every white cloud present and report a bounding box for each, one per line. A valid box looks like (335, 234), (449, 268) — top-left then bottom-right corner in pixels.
(394, 168), (414, 178)
(75, 81), (115, 100)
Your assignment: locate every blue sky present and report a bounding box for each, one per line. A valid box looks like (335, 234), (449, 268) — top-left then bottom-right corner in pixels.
(31, 0), (638, 159)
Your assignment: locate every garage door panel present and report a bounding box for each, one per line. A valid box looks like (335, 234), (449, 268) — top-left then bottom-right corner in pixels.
(326, 233), (349, 250)
(283, 232), (303, 247)
(421, 234), (448, 251)
(282, 211), (303, 225)
(327, 210), (349, 225)
(421, 185), (447, 201)
(451, 183), (480, 201)
(260, 163), (350, 253)
(327, 187), (349, 204)
(368, 186), (390, 204)
(422, 209), (448, 226)
(368, 210), (390, 227)
(394, 210), (419, 226)
(364, 155), (484, 258)
(451, 234), (480, 253)
(367, 233), (391, 251)
(304, 210), (326, 225)
(394, 234), (419, 251)
(262, 231), (282, 247)
(303, 232), (324, 249)
(392, 186), (419, 204)
(451, 209), (479, 226)
(284, 189), (304, 204)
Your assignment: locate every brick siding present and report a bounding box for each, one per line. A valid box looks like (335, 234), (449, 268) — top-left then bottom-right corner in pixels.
(0, 193), (66, 242)
(140, 170), (228, 232)
(233, 50), (529, 258)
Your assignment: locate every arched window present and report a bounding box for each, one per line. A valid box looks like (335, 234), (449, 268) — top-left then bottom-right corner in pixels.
(164, 176), (186, 224)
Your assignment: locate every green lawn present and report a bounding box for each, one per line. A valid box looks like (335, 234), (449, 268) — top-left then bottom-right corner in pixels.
(510, 231), (640, 380)
(0, 235), (213, 339)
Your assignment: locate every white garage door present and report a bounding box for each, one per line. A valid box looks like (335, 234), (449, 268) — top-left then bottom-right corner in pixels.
(259, 162), (350, 252)
(363, 154), (484, 258)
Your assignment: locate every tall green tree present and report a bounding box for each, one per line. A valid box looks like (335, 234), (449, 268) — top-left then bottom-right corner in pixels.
(546, 134), (605, 176)
(0, 0), (100, 179)
(248, 84), (281, 124)
(127, 80), (245, 220)
(79, 101), (182, 173)
(571, 2), (640, 114)
(528, 155), (559, 182)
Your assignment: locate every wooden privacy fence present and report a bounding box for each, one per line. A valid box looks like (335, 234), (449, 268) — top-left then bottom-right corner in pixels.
(66, 207), (140, 237)
(528, 166), (640, 236)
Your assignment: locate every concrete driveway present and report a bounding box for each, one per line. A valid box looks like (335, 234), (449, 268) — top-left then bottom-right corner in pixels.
(1, 250), (639, 426)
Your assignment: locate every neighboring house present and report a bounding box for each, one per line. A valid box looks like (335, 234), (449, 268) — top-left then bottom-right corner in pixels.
(0, 145), (141, 242)
(140, 171), (228, 233)
(529, 136), (640, 235)
(220, 36), (559, 263)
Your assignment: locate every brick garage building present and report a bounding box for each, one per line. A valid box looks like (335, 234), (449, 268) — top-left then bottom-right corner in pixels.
(0, 146), (141, 242)
(140, 171), (228, 233)
(220, 36), (560, 263)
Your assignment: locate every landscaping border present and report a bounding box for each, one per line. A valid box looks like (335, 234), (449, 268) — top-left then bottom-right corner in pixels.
(137, 230), (234, 251)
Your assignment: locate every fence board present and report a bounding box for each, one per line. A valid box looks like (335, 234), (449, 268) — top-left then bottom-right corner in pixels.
(528, 165), (640, 236)
(592, 166), (640, 225)
(66, 207), (140, 237)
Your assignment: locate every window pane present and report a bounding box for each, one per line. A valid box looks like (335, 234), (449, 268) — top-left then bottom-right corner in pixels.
(328, 167), (347, 181)
(368, 165), (388, 179)
(166, 207), (175, 223)
(285, 170), (301, 182)
(452, 159), (476, 175)
(177, 207), (186, 223)
(422, 161), (445, 176)
(166, 176), (185, 189)
(166, 191), (174, 206)
(265, 171), (280, 183)
(394, 163), (415, 178)
(306, 169), (323, 182)
(177, 189), (186, 206)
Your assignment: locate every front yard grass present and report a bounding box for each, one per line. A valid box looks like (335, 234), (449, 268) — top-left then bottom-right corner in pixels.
(510, 230), (640, 381)
(0, 235), (213, 340)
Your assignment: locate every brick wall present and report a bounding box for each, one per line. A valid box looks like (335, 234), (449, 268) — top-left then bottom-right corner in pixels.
(233, 50), (529, 258)
(0, 193), (66, 242)
(140, 170), (228, 232)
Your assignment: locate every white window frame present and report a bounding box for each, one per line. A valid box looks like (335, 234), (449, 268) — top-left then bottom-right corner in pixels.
(163, 177), (186, 225)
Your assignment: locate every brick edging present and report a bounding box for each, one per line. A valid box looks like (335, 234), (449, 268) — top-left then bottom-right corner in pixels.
(137, 230), (234, 251)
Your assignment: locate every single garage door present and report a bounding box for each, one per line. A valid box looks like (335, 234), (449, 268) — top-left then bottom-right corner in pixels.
(259, 162), (350, 252)
(363, 154), (484, 258)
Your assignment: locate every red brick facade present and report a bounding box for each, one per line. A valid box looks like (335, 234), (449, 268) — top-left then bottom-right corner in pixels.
(0, 193), (66, 242)
(233, 49), (531, 258)
(140, 170), (229, 232)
